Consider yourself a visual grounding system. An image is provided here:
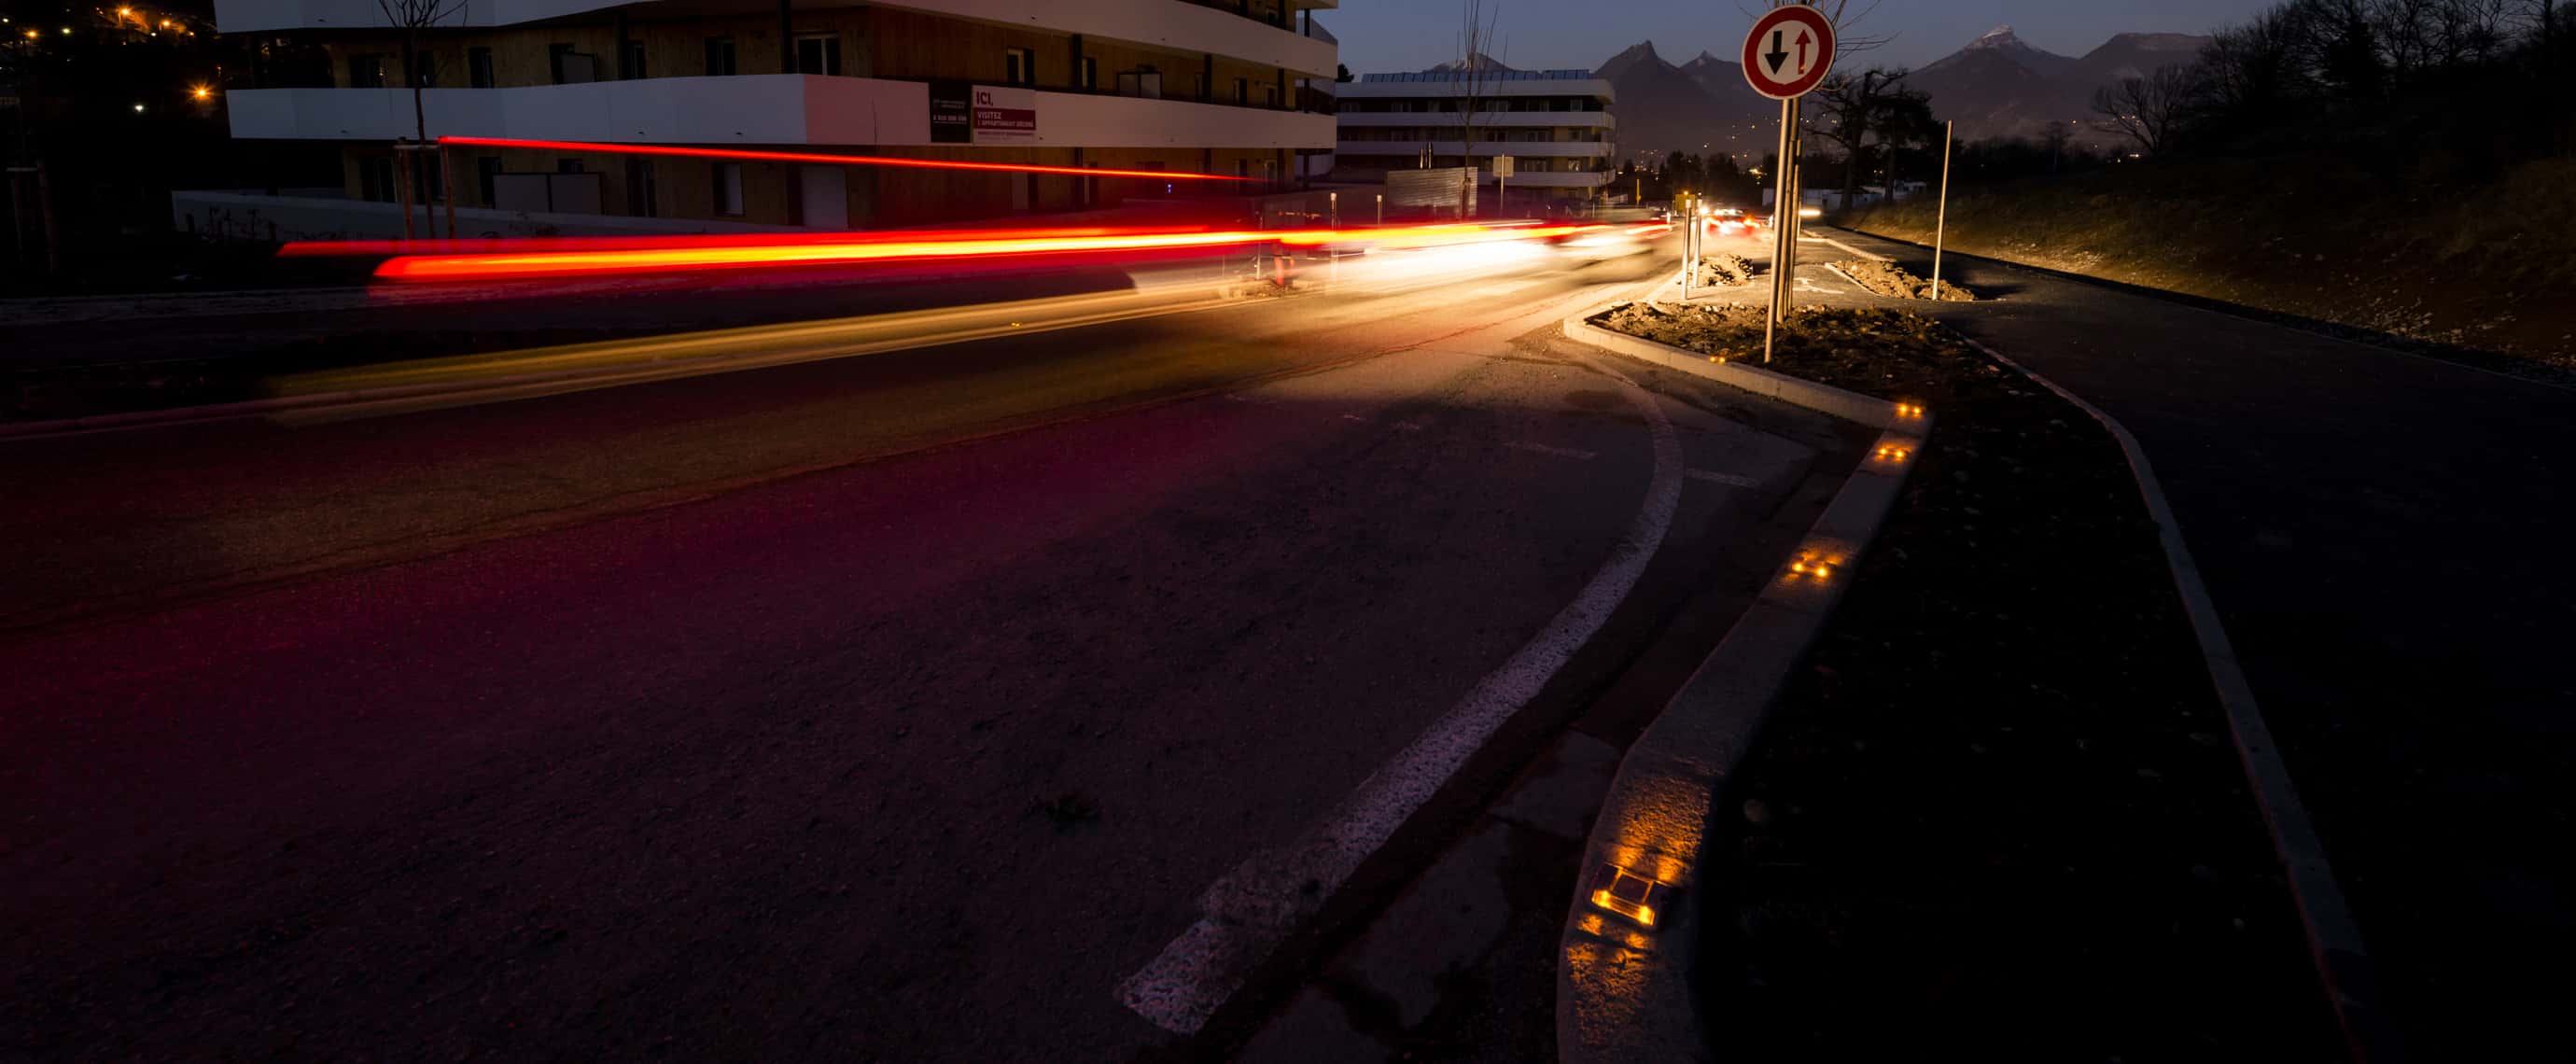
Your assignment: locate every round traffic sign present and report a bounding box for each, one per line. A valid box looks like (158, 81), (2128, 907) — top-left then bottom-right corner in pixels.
(1742, 5), (1837, 100)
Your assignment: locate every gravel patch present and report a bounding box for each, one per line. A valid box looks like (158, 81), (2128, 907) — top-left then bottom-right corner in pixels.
(1834, 258), (1977, 301)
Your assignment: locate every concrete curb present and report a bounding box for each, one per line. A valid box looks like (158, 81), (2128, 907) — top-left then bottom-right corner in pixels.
(1965, 339), (2398, 1063)
(1560, 308), (1914, 429)
(1552, 314), (1929, 1064)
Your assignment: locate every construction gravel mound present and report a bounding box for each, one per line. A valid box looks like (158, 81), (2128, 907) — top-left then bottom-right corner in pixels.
(1691, 253), (1758, 287)
(1835, 259), (1978, 301)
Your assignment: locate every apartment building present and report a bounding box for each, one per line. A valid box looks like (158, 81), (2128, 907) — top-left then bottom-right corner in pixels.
(1333, 68), (1613, 205)
(201, 0), (1339, 235)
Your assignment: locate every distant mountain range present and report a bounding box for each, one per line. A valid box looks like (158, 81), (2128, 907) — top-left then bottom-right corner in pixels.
(1581, 25), (2214, 161)
(1907, 26), (2213, 145)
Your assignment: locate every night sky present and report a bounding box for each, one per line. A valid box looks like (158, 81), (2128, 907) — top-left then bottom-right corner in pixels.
(1324, 0), (2281, 74)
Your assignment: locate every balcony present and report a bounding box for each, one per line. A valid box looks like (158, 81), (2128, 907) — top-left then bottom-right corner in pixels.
(227, 77), (1334, 149)
(1333, 140), (1612, 159)
(216, 0), (1337, 78)
(1337, 112), (1613, 130)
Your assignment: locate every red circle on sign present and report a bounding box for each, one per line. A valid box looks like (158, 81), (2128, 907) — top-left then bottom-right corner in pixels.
(1742, 6), (1837, 100)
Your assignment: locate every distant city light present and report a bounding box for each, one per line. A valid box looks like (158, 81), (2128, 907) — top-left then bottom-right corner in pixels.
(133, 104), (146, 112)
(190, 84), (212, 100)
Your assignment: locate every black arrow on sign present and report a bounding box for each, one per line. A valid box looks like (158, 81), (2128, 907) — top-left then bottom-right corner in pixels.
(1766, 30), (1789, 75)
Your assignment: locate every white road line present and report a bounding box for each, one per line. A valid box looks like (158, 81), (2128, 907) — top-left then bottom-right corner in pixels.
(1799, 234), (1891, 261)
(1686, 469), (1762, 488)
(1505, 441), (1600, 461)
(1117, 358), (1686, 1035)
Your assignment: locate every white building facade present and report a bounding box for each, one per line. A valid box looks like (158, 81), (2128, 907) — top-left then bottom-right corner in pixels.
(1332, 68), (1613, 206)
(197, 0), (1340, 236)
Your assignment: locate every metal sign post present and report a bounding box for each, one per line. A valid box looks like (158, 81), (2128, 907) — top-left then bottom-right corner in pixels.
(1742, 2), (1837, 362)
(1932, 119), (1953, 301)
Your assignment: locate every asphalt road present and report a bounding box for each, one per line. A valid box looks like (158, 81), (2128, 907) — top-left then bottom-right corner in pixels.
(0, 245), (1868, 1060)
(1812, 227), (2575, 1060)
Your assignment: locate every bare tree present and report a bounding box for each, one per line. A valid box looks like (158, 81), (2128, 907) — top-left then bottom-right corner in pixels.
(375, 0), (465, 237)
(1451, 0), (1503, 218)
(1809, 66), (1924, 208)
(2092, 63), (2205, 155)
(2520, 0), (2566, 46)
(1730, 0), (1897, 57)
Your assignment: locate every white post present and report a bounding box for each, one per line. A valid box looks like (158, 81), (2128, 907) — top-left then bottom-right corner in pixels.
(1932, 119), (1953, 301)
(1376, 193), (1383, 227)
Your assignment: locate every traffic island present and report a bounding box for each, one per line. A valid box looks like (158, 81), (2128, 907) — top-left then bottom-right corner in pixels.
(1583, 303), (2343, 1058)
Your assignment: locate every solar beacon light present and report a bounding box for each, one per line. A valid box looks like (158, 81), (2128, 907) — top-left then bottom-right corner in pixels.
(1588, 862), (1668, 929)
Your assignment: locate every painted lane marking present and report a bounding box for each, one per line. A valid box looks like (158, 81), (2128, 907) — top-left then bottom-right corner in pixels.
(1117, 358), (1686, 1034)
(1799, 234), (1891, 261)
(1686, 469), (1762, 488)
(1506, 441), (1600, 461)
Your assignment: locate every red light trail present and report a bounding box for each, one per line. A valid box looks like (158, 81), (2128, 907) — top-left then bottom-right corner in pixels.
(435, 136), (1257, 182)
(359, 223), (1610, 283)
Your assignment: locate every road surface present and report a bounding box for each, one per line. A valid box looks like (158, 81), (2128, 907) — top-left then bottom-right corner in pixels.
(1814, 226), (2575, 1060)
(1, 245), (1869, 1060)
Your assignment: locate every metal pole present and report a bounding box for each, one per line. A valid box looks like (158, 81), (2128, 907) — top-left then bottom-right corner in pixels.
(1932, 119), (1953, 301)
(1784, 96), (1802, 301)
(1329, 190), (1337, 229)
(1767, 97), (1793, 329)
(36, 160), (60, 273)
(1375, 193), (1382, 227)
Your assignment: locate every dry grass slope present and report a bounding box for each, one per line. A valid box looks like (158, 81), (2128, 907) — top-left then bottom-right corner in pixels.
(1840, 154), (2576, 373)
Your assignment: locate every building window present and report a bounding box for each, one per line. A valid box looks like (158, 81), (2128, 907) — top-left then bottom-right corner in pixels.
(1233, 77), (1248, 105)
(349, 54), (390, 88)
(713, 161), (745, 216)
(558, 159), (585, 174)
(549, 43), (575, 84)
(794, 34), (840, 76)
(624, 40), (646, 79)
(1004, 47), (1035, 88)
(704, 37), (735, 77)
(626, 158), (658, 217)
(477, 156), (501, 205)
(411, 51), (436, 87)
(468, 48), (495, 88)
(358, 156), (396, 202)
(1080, 56), (1098, 91)
(1263, 82), (1279, 108)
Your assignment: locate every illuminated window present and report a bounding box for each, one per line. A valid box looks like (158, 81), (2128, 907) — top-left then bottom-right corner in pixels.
(1004, 47), (1034, 88)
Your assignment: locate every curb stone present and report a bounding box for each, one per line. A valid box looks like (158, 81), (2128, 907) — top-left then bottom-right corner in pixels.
(1551, 311), (1928, 1064)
